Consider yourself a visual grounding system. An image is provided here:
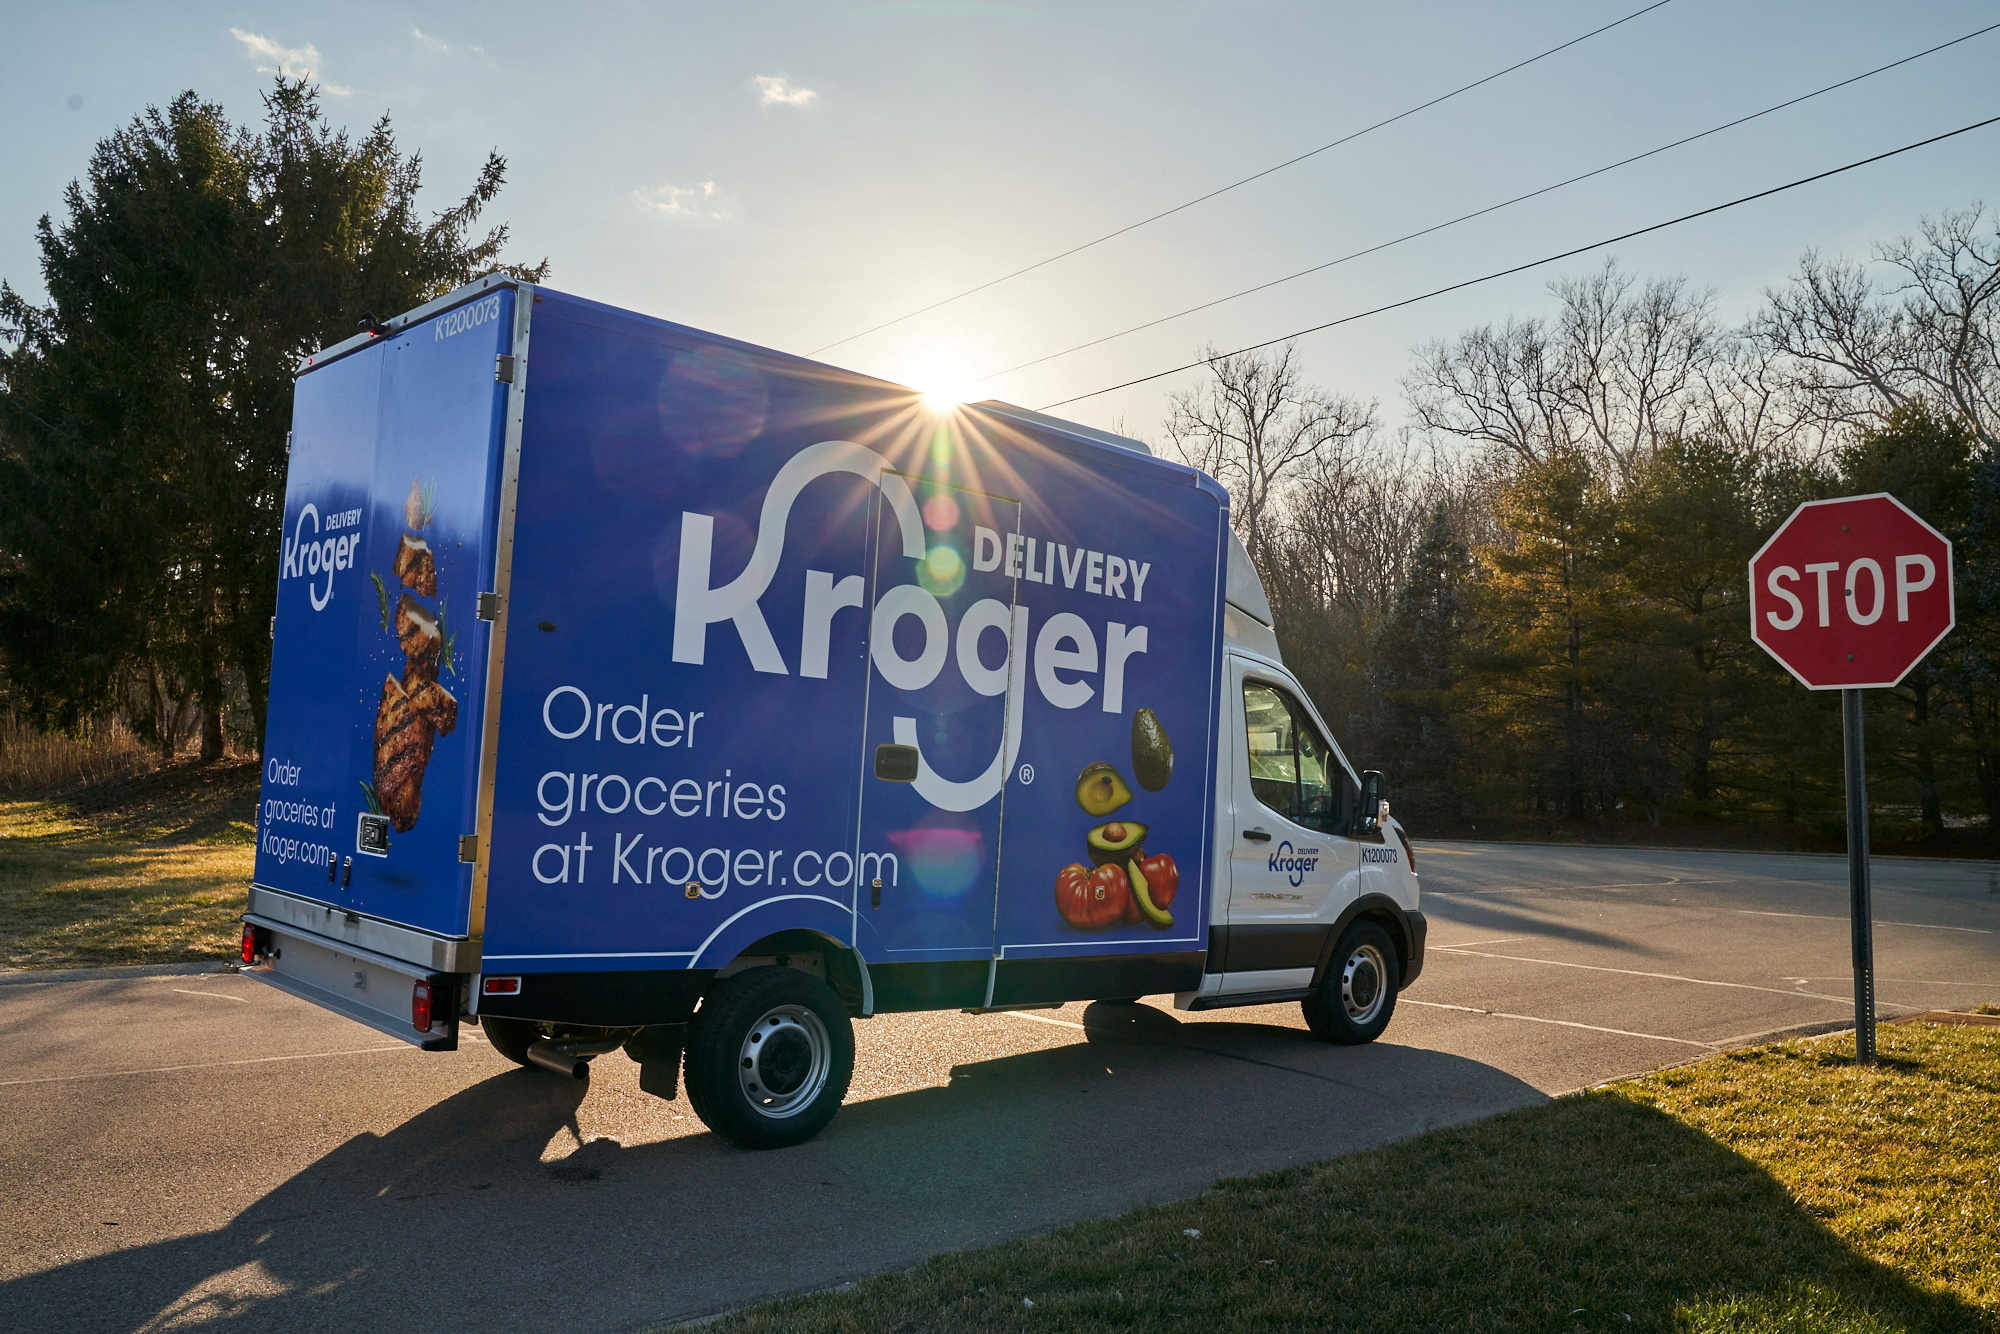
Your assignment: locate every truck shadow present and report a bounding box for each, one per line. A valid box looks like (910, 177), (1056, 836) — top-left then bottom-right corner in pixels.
(1, 1006), (1954, 1334)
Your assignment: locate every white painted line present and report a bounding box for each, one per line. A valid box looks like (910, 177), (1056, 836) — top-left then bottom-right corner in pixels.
(1432, 879), (1725, 895)
(1735, 910), (1991, 934)
(169, 988), (250, 1002)
(1433, 946), (1858, 1006)
(1414, 847), (1482, 855)
(1433, 937), (1526, 949)
(1402, 999), (1718, 1049)
(998, 1010), (1086, 1031)
(0, 1045), (411, 1088)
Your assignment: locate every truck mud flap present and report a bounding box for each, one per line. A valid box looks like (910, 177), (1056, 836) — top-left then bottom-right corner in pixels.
(241, 918), (459, 1050)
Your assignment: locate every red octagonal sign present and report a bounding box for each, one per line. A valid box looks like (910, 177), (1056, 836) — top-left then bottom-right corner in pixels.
(1749, 493), (1954, 690)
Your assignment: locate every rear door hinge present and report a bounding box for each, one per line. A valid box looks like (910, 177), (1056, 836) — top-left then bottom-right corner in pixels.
(495, 354), (517, 383)
(475, 591), (504, 621)
(458, 835), (480, 864)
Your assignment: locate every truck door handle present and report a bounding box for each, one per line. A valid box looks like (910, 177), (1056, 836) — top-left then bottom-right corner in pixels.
(1242, 828), (1272, 843)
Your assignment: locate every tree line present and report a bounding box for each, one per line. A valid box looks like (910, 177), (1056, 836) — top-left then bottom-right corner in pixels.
(5, 78), (1998, 847)
(1165, 217), (2000, 845)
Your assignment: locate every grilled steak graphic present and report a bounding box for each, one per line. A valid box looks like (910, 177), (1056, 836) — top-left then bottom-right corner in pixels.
(374, 674), (436, 831)
(408, 678), (458, 735)
(396, 594), (441, 684)
(393, 534), (436, 596)
(367, 486), (455, 838)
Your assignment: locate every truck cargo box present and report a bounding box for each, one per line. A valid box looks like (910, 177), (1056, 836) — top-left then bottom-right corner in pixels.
(251, 278), (1230, 1026)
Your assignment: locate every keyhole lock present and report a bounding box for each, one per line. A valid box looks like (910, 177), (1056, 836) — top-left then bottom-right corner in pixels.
(871, 877), (883, 909)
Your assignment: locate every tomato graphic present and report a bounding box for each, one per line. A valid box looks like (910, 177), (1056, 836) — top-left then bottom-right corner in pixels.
(1056, 860), (1129, 930)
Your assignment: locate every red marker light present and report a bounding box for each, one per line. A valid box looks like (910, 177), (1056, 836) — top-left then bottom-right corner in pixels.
(412, 979), (434, 1032)
(240, 925), (258, 964)
(481, 976), (522, 996)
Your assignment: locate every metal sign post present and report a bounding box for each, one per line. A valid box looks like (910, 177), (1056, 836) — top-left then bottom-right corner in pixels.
(1749, 493), (1954, 1066)
(1841, 689), (1875, 1063)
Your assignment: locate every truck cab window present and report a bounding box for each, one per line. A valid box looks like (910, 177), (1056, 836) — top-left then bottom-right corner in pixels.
(1244, 681), (1350, 835)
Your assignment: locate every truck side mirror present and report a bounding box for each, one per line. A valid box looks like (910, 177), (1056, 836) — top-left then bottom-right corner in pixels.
(874, 744), (920, 782)
(1357, 770), (1385, 833)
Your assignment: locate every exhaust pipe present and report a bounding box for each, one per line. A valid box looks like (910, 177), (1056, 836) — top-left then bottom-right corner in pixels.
(524, 1035), (628, 1080)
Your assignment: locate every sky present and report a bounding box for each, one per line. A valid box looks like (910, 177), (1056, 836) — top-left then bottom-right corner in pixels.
(3, 1), (1998, 442)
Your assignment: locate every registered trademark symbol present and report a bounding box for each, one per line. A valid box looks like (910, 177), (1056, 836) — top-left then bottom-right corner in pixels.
(1018, 764), (1035, 784)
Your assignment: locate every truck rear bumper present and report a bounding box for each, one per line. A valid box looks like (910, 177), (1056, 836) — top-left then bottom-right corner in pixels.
(241, 918), (460, 1050)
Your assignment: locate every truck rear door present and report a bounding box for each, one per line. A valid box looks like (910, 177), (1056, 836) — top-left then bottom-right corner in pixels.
(255, 288), (516, 942)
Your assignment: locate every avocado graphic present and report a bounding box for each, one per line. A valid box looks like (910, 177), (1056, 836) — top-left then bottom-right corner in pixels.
(1086, 820), (1148, 865)
(1127, 856), (1174, 927)
(1131, 707), (1173, 791)
(1075, 761), (1134, 816)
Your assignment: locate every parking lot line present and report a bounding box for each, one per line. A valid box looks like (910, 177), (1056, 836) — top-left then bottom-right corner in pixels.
(1434, 946), (1860, 1006)
(1401, 999), (1718, 1049)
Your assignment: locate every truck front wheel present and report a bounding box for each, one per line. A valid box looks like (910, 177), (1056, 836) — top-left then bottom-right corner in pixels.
(684, 968), (854, 1149)
(1302, 920), (1398, 1044)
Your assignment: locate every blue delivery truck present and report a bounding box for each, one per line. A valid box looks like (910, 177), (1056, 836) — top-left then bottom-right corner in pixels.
(243, 276), (1426, 1147)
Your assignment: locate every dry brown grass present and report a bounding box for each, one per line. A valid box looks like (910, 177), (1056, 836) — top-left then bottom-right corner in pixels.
(0, 713), (160, 798)
(0, 759), (259, 969)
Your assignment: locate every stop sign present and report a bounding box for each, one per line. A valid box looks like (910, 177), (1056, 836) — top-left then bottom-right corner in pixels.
(1749, 493), (1954, 689)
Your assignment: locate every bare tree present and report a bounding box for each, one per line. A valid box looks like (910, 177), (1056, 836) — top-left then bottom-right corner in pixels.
(1753, 206), (2000, 450)
(1405, 261), (1733, 481)
(1162, 343), (1376, 568)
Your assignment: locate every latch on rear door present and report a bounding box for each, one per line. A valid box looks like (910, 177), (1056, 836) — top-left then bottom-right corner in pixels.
(458, 835), (479, 864)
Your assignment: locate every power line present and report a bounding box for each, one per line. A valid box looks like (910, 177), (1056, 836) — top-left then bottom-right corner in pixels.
(1034, 113), (2000, 410)
(978, 21), (2000, 386)
(806, 0), (1679, 356)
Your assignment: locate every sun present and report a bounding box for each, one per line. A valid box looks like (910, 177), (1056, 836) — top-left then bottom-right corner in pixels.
(907, 358), (976, 412)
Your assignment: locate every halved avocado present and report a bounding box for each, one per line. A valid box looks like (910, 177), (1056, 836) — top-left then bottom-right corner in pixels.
(1075, 761), (1134, 816)
(1086, 820), (1148, 865)
(1127, 856), (1174, 927)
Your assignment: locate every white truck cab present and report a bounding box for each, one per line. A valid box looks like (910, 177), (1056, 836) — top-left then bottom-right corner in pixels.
(1180, 530), (1424, 1033)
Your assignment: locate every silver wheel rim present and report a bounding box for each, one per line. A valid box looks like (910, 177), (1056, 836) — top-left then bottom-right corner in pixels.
(737, 1004), (831, 1119)
(1341, 943), (1388, 1024)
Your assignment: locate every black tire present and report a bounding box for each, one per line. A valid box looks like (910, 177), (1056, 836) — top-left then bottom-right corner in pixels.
(481, 1016), (543, 1067)
(1302, 920), (1398, 1044)
(684, 968), (855, 1149)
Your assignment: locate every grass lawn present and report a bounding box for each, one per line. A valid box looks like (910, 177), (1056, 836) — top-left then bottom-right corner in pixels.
(0, 760), (258, 969)
(700, 1023), (2000, 1334)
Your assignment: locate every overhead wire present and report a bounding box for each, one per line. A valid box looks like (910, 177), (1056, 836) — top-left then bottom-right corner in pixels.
(1032, 113), (2000, 410)
(805, 0), (1679, 355)
(975, 21), (2000, 386)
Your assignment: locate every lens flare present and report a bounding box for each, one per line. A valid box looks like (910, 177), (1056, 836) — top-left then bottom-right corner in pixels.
(921, 493), (961, 531)
(919, 544), (966, 597)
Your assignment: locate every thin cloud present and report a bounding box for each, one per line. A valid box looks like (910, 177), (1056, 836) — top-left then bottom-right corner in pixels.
(634, 181), (734, 222)
(412, 27), (451, 54)
(753, 75), (819, 108)
(229, 28), (352, 95)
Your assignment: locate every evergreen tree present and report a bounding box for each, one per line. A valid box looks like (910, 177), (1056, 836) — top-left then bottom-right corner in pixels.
(1369, 505), (1473, 821)
(0, 80), (545, 758)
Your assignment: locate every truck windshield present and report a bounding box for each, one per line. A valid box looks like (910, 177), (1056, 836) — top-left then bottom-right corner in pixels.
(1243, 681), (1341, 834)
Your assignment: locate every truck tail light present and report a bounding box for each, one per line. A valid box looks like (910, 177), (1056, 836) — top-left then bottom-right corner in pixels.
(482, 976), (522, 996)
(240, 924), (272, 964)
(412, 979), (435, 1032)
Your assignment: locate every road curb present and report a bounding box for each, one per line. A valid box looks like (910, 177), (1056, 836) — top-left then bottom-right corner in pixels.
(0, 960), (238, 987)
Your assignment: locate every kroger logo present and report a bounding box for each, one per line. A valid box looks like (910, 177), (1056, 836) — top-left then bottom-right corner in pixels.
(1268, 840), (1319, 887)
(282, 503), (364, 611)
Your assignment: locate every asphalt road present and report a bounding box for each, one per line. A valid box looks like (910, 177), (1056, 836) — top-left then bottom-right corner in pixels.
(2, 842), (1995, 1333)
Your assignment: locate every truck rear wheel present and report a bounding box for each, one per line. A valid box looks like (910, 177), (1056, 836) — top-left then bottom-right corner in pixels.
(684, 968), (854, 1149)
(480, 1016), (542, 1067)
(1302, 920), (1398, 1044)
